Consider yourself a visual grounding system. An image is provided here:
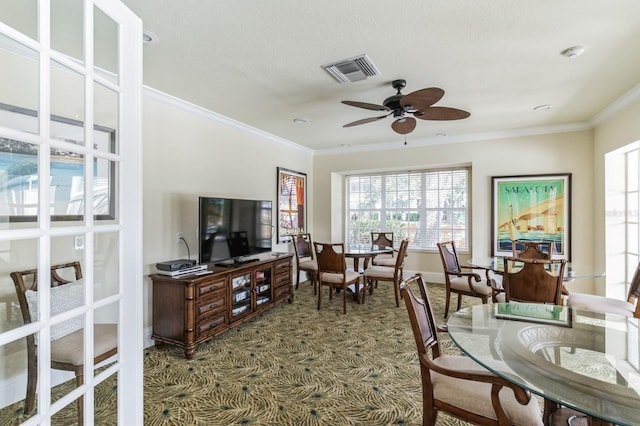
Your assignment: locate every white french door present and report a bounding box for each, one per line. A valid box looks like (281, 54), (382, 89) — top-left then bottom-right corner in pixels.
(0, 0), (143, 424)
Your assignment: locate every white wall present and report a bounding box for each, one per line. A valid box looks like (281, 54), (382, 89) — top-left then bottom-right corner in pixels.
(313, 130), (598, 292)
(593, 98), (640, 296)
(141, 92), (314, 335)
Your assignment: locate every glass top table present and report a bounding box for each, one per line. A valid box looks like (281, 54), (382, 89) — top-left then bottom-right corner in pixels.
(447, 303), (640, 425)
(345, 244), (393, 271)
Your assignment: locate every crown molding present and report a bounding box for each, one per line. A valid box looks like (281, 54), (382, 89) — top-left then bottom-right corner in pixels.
(313, 122), (592, 156)
(143, 82), (639, 158)
(142, 85), (314, 155)
(590, 82), (640, 126)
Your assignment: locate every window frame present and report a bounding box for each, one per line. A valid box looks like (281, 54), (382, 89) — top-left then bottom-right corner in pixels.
(344, 167), (470, 252)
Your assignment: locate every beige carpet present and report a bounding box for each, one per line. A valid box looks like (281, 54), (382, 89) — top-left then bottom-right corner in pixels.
(1, 278), (483, 425)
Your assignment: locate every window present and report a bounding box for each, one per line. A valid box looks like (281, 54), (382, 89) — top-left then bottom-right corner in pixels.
(605, 141), (639, 300)
(345, 168), (469, 251)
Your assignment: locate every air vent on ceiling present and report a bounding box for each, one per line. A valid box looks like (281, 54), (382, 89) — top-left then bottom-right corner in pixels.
(322, 54), (381, 83)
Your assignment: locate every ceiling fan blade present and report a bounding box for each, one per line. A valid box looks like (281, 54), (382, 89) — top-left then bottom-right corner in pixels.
(343, 114), (390, 128)
(341, 100), (390, 111)
(414, 106), (470, 121)
(400, 87), (445, 110)
(391, 117), (416, 135)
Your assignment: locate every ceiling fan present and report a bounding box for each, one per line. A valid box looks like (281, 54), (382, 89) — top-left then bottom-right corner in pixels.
(341, 79), (470, 135)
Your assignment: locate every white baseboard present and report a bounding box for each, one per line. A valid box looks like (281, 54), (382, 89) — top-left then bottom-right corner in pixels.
(403, 269), (445, 285)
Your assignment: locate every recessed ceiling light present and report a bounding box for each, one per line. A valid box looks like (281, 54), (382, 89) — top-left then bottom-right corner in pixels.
(341, 143), (351, 147)
(143, 30), (159, 44)
(436, 132), (447, 137)
(533, 104), (553, 111)
(560, 46), (585, 58)
(293, 117), (309, 124)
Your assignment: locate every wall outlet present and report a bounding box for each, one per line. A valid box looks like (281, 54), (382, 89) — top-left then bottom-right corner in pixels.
(176, 232), (183, 244)
(74, 235), (85, 250)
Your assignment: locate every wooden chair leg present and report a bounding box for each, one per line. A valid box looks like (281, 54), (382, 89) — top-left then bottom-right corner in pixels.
(343, 285), (347, 314)
(317, 285), (323, 310)
(444, 289), (451, 319)
(24, 351), (37, 414)
(393, 280), (400, 307)
(296, 271), (301, 289)
(75, 370), (84, 426)
(360, 280), (366, 305)
(456, 294), (462, 311)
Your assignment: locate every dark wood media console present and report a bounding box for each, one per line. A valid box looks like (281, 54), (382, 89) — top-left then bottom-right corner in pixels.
(150, 252), (293, 358)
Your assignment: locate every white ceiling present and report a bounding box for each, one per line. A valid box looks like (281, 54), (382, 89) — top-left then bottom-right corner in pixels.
(122, 0), (640, 153)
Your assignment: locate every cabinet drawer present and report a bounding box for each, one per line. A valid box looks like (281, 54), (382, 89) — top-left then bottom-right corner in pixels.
(274, 259), (291, 273)
(197, 312), (226, 337)
(196, 292), (226, 316)
(196, 278), (226, 299)
(274, 283), (290, 300)
(274, 272), (290, 288)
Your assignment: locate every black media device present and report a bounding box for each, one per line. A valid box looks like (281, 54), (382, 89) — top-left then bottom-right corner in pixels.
(156, 259), (197, 271)
(198, 197), (272, 265)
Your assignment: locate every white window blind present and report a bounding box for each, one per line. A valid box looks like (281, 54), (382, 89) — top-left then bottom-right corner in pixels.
(346, 168), (469, 251)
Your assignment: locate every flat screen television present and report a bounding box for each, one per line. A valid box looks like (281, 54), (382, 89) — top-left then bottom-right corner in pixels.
(198, 197), (273, 264)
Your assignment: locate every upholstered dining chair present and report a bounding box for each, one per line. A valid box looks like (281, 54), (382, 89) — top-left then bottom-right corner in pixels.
(313, 242), (363, 314)
(436, 240), (493, 318)
(502, 257), (566, 305)
(371, 231), (396, 267)
(491, 240), (555, 303)
(363, 238), (409, 307)
(400, 273), (544, 426)
(568, 261), (640, 318)
(291, 233), (318, 294)
(11, 262), (118, 426)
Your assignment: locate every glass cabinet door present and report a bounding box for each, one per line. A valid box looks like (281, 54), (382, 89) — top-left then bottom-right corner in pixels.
(230, 272), (251, 319)
(255, 266), (272, 307)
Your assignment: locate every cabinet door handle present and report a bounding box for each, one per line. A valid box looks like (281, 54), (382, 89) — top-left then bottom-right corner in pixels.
(209, 302), (220, 309)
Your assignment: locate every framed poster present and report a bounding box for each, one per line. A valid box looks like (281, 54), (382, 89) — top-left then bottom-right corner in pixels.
(277, 167), (307, 243)
(491, 174), (571, 259)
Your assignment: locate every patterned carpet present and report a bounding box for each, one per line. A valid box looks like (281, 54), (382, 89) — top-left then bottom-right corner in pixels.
(1, 278), (484, 425)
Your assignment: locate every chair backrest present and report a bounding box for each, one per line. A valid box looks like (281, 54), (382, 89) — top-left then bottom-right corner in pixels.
(11, 261), (83, 325)
(371, 231), (394, 248)
(503, 257), (566, 304)
(512, 240), (552, 260)
(393, 238), (410, 271)
(436, 241), (461, 274)
(314, 242), (347, 275)
(292, 233), (314, 261)
(400, 273), (441, 360)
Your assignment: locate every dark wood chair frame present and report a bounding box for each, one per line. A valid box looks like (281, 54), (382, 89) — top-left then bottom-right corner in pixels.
(363, 238), (409, 307)
(400, 273), (540, 425)
(10, 261), (118, 426)
(371, 231), (395, 265)
(291, 233), (318, 294)
(313, 242), (363, 314)
(436, 240), (492, 318)
(502, 257), (566, 305)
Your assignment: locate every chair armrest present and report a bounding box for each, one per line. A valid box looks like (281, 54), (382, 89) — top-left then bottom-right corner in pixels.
(420, 353), (532, 405)
(451, 267), (482, 282)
